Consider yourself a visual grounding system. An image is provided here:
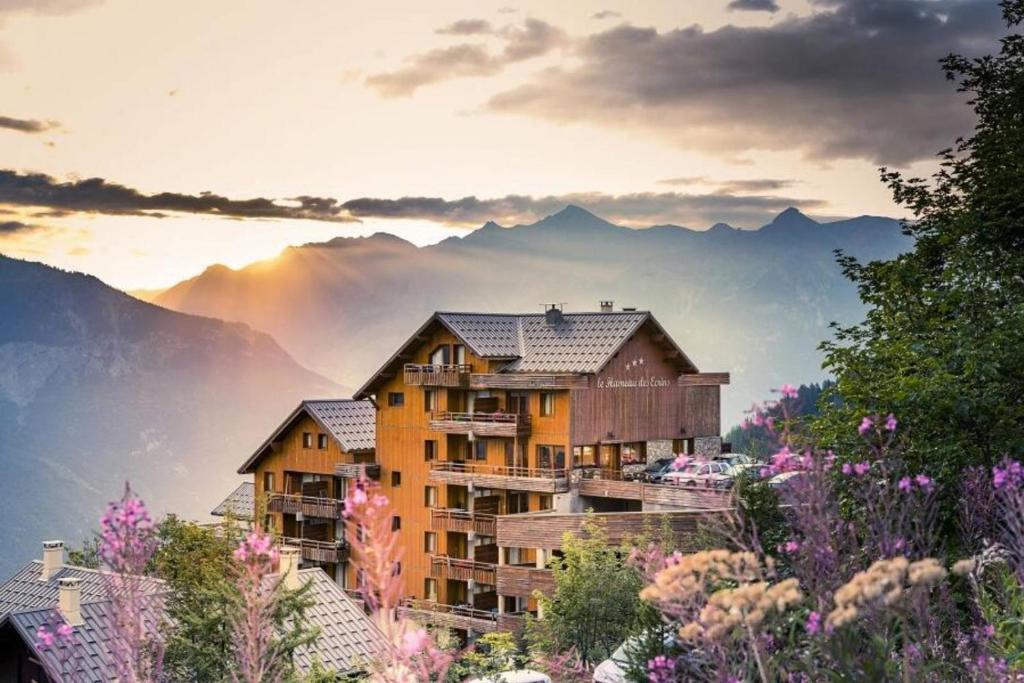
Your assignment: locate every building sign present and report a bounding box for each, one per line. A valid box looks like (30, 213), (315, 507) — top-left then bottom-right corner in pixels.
(596, 376), (673, 389)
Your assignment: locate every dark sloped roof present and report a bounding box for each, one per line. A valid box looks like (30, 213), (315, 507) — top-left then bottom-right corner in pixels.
(290, 569), (387, 673)
(356, 310), (698, 398)
(0, 562), (113, 619)
(211, 481), (255, 520)
(5, 597), (164, 683)
(238, 398), (376, 474)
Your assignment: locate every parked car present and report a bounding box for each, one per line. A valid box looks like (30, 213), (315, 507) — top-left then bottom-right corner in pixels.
(661, 460), (731, 487)
(594, 632), (677, 683)
(626, 457), (676, 483)
(713, 462), (762, 489)
(768, 470), (807, 491)
(468, 671), (551, 683)
(714, 453), (752, 467)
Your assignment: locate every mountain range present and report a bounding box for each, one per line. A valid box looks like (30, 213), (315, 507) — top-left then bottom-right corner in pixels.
(0, 255), (338, 575)
(0, 205), (911, 575)
(153, 206), (912, 425)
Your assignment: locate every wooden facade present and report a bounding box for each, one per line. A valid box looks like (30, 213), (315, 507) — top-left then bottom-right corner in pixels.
(496, 509), (726, 551)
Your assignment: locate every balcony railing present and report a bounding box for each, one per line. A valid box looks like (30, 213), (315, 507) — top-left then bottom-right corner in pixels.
(428, 555), (496, 585)
(429, 411), (531, 438)
(428, 461), (570, 493)
(335, 462), (381, 480)
(430, 508), (497, 536)
(397, 598), (499, 633)
(279, 536), (348, 564)
(267, 493), (344, 520)
(495, 564), (555, 599)
(404, 363), (472, 387)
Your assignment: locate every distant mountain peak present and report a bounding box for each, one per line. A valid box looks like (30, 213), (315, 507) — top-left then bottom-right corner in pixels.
(708, 222), (737, 233)
(768, 207), (818, 228)
(533, 205), (619, 231)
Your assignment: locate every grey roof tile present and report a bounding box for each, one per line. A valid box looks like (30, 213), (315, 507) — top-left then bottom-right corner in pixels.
(305, 400), (376, 452)
(0, 561), (160, 619)
(211, 481), (255, 520)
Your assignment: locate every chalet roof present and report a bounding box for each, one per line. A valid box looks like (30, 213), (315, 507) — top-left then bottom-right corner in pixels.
(211, 481), (255, 520)
(238, 398), (376, 474)
(355, 310), (698, 398)
(0, 561), (159, 620)
(288, 568), (387, 673)
(3, 598), (164, 683)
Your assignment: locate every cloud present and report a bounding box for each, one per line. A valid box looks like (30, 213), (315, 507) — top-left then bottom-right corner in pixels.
(727, 0), (780, 12)
(592, 10), (621, 20)
(0, 0), (99, 15)
(341, 190), (828, 228)
(437, 19), (493, 35)
(0, 220), (39, 235)
(366, 18), (567, 97)
(658, 176), (795, 193)
(0, 170), (359, 223)
(0, 115), (59, 134)
(486, 0), (1004, 165)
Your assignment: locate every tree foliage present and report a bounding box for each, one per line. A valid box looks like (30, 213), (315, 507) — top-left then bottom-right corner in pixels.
(817, 0), (1024, 523)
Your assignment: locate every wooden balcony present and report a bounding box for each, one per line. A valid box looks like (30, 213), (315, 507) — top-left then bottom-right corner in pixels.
(495, 565), (555, 599)
(428, 555), (496, 585)
(404, 363), (471, 387)
(469, 373), (589, 390)
(428, 461), (570, 493)
(267, 493), (344, 520)
(496, 509), (724, 551)
(574, 469), (733, 510)
(279, 536), (349, 564)
(497, 612), (529, 633)
(429, 411), (530, 438)
(335, 462), (381, 480)
(430, 508), (497, 536)
(397, 598), (499, 633)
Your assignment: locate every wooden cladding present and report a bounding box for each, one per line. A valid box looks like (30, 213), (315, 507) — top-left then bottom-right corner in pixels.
(469, 374), (590, 390)
(428, 411), (531, 438)
(279, 536), (349, 564)
(496, 509), (724, 550)
(398, 599), (499, 633)
(266, 493), (343, 520)
(495, 565), (555, 598)
(427, 462), (570, 493)
(335, 462), (381, 480)
(404, 364), (471, 387)
(431, 508), (497, 536)
(576, 478), (732, 509)
(428, 555), (496, 585)
(677, 372), (731, 386)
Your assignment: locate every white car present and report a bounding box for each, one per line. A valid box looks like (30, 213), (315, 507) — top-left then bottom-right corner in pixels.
(594, 633), (676, 682)
(468, 671), (551, 683)
(661, 460), (731, 487)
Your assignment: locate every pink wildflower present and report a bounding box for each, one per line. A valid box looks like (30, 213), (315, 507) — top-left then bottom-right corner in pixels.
(805, 611), (822, 636)
(853, 461), (871, 476)
(671, 454), (692, 471)
(858, 416), (874, 435)
(885, 413), (898, 432)
(784, 539), (800, 553)
(779, 384), (798, 399)
(36, 626), (55, 649)
(841, 462), (853, 475)
(898, 477), (912, 492)
(399, 628), (429, 657)
(915, 474), (934, 492)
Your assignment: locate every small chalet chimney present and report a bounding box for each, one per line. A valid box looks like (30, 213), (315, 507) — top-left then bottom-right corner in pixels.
(279, 546), (301, 590)
(40, 540), (64, 582)
(544, 303), (564, 325)
(600, 300), (614, 313)
(58, 577), (84, 626)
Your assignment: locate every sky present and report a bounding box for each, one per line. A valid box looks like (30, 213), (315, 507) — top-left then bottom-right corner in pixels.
(0, 0), (1007, 289)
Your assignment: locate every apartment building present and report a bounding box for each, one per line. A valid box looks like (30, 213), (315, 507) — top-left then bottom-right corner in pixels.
(351, 304), (730, 635)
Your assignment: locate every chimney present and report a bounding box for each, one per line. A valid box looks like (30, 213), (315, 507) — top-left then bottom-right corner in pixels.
(544, 303), (564, 325)
(279, 546), (301, 590)
(40, 540), (64, 582)
(58, 577), (83, 626)
(600, 300), (614, 313)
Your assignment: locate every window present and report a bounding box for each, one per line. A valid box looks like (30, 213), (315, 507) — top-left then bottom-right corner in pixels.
(424, 486), (438, 507)
(539, 495), (553, 511)
(430, 345), (450, 365)
(317, 433), (328, 450)
(392, 516), (401, 531)
(454, 344), (466, 365)
(537, 445), (566, 470)
(393, 562), (401, 577)
(540, 392), (555, 417)
(424, 389), (437, 412)
(424, 531), (437, 553)
(424, 440), (437, 461)
(302, 432), (312, 448)
(474, 440), (488, 461)
(391, 471), (402, 487)
(425, 578), (438, 600)
(263, 471), (275, 493)
(387, 392), (405, 407)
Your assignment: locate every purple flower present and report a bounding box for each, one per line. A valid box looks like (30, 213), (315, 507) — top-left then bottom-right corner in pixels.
(885, 413), (898, 432)
(898, 476), (912, 492)
(35, 626), (55, 649)
(993, 459), (1023, 490)
(805, 611), (822, 636)
(647, 655), (675, 683)
(853, 461), (871, 476)
(779, 384), (798, 399)
(915, 474), (934, 492)
(841, 462), (853, 475)
(858, 416), (874, 435)
(783, 539), (800, 553)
